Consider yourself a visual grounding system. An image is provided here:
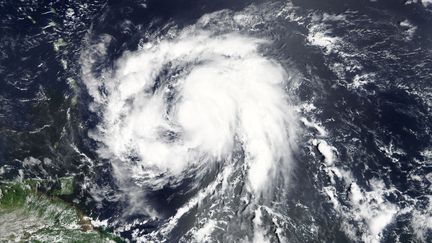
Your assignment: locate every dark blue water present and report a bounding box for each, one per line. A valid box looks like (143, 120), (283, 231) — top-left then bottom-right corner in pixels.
(1, 0), (431, 242)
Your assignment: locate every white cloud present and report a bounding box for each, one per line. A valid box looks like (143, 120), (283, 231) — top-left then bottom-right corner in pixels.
(81, 28), (298, 204)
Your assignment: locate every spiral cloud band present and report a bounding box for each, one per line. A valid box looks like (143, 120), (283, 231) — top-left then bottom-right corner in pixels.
(83, 29), (297, 199)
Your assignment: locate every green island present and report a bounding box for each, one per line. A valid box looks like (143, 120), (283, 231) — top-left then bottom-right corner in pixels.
(0, 177), (124, 242)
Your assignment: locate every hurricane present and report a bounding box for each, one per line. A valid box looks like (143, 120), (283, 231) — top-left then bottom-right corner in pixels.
(1, 0), (432, 242)
(81, 25), (299, 241)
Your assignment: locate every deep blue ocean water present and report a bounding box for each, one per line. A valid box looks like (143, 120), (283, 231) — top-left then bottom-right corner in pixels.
(1, 0), (431, 242)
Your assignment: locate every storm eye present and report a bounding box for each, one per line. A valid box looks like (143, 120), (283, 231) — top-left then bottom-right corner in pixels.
(158, 128), (182, 143)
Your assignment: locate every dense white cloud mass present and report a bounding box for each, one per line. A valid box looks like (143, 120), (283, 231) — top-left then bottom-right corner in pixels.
(82, 29), (297, 198)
